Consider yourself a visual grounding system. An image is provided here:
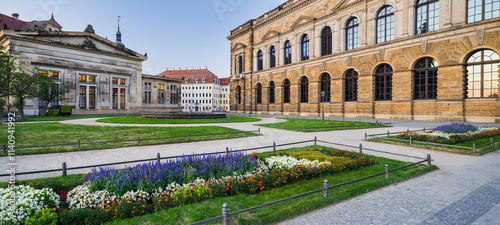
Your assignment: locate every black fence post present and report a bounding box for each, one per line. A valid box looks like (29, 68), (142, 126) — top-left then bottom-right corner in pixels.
(258, 128), (261, 135)
(303, 125), (306, 132)
(491, 138), (494, 147)
(361, 123), (363, 128)
(157, 153), (161, 164)
(387, 131), (390, 136)
(324, 179), (329, 198)
(427, 154), (432, 167)
(226, 147), (229, 156)
(344, 124), (347, 129)
(423, 127), (426, 132)
(138, 136), (141, 144)
(77, 139), (80, 149)
(410, 137), (413, 145)
(473, 143), (476, 153)
(407, 129), (410, 133)
(314, 136), (317, 146)
(2, 144), (5, 154)
(273, 142), (276, 153)
(365, 133), (367, 139)
(359, 143), (363, 154)
(62, 162), (67, 177)
(385, 164), (390, 179)
(188, 132), (191, 141)
(222, 203), (229, 225)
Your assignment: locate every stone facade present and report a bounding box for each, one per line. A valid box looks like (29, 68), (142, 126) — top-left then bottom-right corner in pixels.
(228, 0), (500, 123)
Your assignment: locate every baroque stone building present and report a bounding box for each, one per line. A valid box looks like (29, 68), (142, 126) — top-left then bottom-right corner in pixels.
(228, 0), (500, 123)
(0, 13), (181, 115)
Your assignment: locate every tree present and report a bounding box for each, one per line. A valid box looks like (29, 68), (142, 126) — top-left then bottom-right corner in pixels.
(10, 70), (37, 120)
(35, 73), (66, 116)
(0, 45), (17, 110)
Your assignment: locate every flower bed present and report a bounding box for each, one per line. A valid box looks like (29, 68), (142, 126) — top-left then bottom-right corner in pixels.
(396, 123), (499, 145)
(0, 186), (59, 224)
(2, 146), (377, 224)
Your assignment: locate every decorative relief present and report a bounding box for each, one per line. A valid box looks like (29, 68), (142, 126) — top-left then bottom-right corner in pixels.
(476, 29), (485, 45)
(403, 0), (409, 35)
(81, 38), (97, 49)
(445, 0), (451, 23)
(380, 49), (385, 61)
(421, 40), (428, 54)
(322, 61), (326, 71)
(302, 66), (305, 74)
(347, 56), (352, 67)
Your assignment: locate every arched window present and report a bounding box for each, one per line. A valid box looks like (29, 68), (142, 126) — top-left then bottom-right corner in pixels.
(269, 46), (276, 68)
(375, 64), (393, 101)
(236, 85), (242, 104)
(301, 34), (310, 61)
(414, 57), (438, 99)
(321, 27), (333, 56)
(466, 49), (499, 98)
(300, 77), (309, 103)
(320, 73), (331, 102)
(257, 50), (263, 71)
(284, 41), (292, 65)
(283, 79), (291, 103)
(345, 69), (358, 101)
(269, 81), (276, 104)
(416, 0), (440, 35)
(346, 17), (359, 51)
(376, 6), (395, 43)
(468, 0), (500, 23)
(256, 83), (263, 104)
(237, 55), (243, 74)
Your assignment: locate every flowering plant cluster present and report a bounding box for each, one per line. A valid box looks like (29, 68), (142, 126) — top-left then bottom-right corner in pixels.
(433, 123), (478, 133)
(0, 186), (59, 224)
(396, 126), (499, 145)
(265, 155), (331, 169)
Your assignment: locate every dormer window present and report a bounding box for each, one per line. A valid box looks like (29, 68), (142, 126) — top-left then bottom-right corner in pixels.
(196, 79), (199, 83)
(203, 79), (206, 83)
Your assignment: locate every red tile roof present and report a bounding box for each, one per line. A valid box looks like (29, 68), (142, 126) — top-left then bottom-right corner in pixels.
(158, 69), (224, 84)
(0, 13), (25, 31)
(220, 78), (230, 85)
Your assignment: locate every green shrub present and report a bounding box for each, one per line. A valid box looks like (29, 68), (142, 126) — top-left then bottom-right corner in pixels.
(289, 151), (350, 164)
(24, 208), (58, 225)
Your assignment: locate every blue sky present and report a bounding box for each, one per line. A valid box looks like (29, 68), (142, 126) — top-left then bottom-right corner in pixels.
(2, 0), (287, 77)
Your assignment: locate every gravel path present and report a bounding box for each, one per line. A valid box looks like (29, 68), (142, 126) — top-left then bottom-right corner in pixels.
(2, 117), (499, 224)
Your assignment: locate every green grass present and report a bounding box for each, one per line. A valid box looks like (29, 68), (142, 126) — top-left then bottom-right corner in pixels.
(257, 118), (388, 132)
(19, 115), (123, 122)
(106, 146), (437, 225)
(0, 123), (258, 155)
(0, 174), (84, 193)
(96, 115), (261, 124)
(369, 135), (500, 155)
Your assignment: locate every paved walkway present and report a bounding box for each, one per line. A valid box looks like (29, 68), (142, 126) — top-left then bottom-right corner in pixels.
(2, 117), (500, 224)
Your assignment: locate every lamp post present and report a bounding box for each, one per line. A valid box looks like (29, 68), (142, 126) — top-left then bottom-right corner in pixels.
(249, 96), (252, 116)
(321, 91), (325, 120)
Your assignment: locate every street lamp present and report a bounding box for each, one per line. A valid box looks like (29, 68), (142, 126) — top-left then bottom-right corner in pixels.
(249, 96), (252, 116)
(321, 91), (325, 120)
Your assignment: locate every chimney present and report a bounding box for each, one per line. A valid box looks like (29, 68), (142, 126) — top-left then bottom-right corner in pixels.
(12, 13), (19, 21)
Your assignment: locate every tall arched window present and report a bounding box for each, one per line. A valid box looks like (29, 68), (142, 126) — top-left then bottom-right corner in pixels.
(284, 41), (292, 65)
(257, 50), (263, 71)
(376, 6), (395, 43)
(237, 55), (243, 74)
(269, 81), (276, 104)
(414, 57), (438, 99)
(301, 35), (310, 61)
(320, 73), (331, 102)
(256, 83), (263, 104)
(321, 27), (333, 56)
(300, 77), (309, 103)
(468, 0), (500, 23)
(346, 17), (359, 51)
(269, 46), (276, 68)
(466, 49), (499, 98)
(283, 79), (291, 103)
(375, 64), (393, 101)
(416, 0), (440, 35)
(345, 69), (358, 101)
(236, 85), (242, 104)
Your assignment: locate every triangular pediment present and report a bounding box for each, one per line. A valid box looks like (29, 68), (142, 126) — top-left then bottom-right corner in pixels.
(332, 0), (364, 14)
(290, 15), (316, 29)
(261, 30), (280, 41)
(231, 42), (247, 51)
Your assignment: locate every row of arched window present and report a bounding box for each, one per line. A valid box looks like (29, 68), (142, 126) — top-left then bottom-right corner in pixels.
(244, 0), (500, 73)
(236, 49), (499, 104)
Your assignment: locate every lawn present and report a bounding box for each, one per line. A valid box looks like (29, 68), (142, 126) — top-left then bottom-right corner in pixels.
(0, 146), (436, 225)
(96, 115), (261, 124)
(258, 118), (387, 132)
(19, 115), (122, 122)
(105, 147), (435, 224)
(0, 123), (258, 155)
(369, 135), (500, 155)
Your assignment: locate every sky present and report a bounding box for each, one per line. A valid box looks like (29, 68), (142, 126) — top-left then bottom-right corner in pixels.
(2, 0), (288, 78)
